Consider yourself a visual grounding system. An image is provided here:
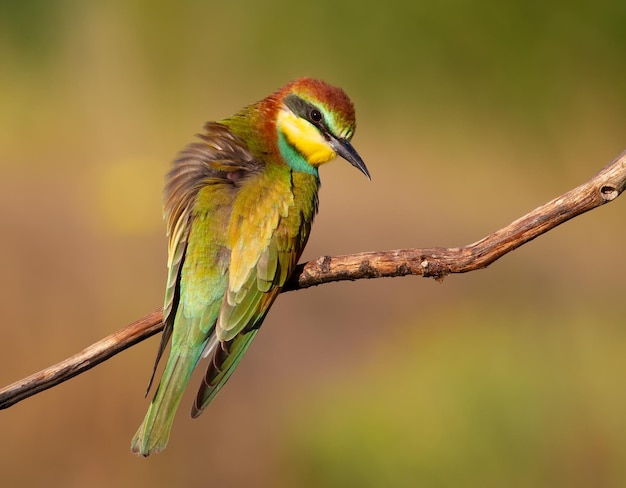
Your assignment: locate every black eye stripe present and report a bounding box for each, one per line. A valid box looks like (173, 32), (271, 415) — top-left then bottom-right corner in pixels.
(284, 94), (331, 135)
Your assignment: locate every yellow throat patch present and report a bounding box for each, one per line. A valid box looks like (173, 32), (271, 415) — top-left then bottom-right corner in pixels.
(277, 109), (336, 165)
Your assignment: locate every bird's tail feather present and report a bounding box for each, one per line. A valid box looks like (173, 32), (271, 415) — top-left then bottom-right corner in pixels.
(130, 343), (204, 456)
(191, 329), (258, 417)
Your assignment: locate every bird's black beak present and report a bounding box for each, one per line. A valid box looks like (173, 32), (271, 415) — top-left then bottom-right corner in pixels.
(329, 136), (371, 180)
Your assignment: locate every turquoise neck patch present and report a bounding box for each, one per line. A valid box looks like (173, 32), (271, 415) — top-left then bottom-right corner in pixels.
(277, 131), (319, 177)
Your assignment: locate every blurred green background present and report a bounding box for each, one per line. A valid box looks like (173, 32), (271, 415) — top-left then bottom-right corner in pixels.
(1, 1), (625, 487)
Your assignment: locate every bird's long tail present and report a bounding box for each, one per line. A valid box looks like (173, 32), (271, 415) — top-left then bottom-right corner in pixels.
(130, 339), (205, 457)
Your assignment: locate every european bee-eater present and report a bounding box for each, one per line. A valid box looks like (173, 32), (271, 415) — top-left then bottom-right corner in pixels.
(131, 78), (370, 456)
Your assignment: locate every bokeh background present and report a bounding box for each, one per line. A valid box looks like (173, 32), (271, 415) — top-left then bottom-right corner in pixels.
(1, 1), (626, 487)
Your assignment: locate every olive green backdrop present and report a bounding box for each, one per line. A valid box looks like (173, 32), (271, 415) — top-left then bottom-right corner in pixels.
(1, 1), (625, 487)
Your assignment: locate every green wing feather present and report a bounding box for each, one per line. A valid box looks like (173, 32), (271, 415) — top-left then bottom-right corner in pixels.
(147, 123), (262, 388)
(131, 123), (260, 455)
(132, 120), (320, 455)
(191, 170), (319, 417)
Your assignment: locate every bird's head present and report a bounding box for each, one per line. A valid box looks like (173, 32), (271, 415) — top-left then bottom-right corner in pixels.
(274, 78), (370, 179)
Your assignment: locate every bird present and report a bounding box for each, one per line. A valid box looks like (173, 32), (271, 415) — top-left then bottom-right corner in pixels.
(131, 78), (370, 456)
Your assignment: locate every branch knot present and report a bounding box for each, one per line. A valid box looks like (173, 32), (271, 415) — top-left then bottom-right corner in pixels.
(600, 185), (620, 201)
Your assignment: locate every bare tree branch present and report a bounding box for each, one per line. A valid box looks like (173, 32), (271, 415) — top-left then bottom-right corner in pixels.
(1, 149), (625, 410)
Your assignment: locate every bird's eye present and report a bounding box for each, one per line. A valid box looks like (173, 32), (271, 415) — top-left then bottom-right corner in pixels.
(310, 109), (322, 123)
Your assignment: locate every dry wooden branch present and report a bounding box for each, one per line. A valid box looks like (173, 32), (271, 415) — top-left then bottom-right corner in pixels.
(1, 149), (625, 410)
